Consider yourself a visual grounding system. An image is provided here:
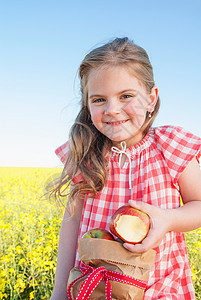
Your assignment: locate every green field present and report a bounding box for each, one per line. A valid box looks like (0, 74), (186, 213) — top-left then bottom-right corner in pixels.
(0, 167), (200, 299)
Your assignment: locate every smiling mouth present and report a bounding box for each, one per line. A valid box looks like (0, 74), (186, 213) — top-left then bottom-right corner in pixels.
(105, 120), (129, 126)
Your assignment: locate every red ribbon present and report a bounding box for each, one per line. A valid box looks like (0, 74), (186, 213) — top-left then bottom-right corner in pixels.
(67, 262), (147, 300)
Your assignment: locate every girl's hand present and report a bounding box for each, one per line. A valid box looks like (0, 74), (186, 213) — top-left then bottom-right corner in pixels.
(123, 200), (172, 253)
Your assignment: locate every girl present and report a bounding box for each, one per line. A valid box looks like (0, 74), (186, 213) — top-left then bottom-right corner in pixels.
(50, 37), (201, 299)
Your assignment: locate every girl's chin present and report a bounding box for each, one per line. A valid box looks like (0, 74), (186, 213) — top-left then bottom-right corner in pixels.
(110, 133), (144, 148)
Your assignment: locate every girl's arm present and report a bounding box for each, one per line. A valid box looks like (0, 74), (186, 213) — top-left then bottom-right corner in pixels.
(124, 157), (201, 253)
(50, 192), (84, 300)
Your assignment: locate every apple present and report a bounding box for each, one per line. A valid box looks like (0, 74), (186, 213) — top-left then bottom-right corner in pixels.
(109, 205), (150, 244)
(82, 228), (115, 240)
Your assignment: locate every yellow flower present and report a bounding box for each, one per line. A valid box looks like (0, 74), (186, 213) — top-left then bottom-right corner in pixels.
(29, 291), (35, 299)
(9, 268), (15, 274)
(14, 277), (26, 293)
(195, 241), (201, 248)
(191, 265), (197, 281)
(15, 245), (23, 254)
(19, 258), (26, 265)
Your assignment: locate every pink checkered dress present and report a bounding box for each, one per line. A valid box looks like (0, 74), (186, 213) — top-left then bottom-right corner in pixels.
(56, 126), (201, 299)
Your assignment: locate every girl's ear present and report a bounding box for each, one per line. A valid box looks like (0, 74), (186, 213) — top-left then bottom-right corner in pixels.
(150, 86), (159, 107)
(148, 86), (158, 111)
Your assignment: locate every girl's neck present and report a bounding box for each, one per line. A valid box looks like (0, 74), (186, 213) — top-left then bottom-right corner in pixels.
(112, 130), (146, 149)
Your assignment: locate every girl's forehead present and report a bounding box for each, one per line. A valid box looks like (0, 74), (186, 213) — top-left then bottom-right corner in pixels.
(87, 65), (139, 83)
(86, 65), (144, 91)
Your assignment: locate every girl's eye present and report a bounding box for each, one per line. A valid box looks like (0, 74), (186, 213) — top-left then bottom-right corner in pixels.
(121, 94), (134, 100)
(92, 98), (105, 103)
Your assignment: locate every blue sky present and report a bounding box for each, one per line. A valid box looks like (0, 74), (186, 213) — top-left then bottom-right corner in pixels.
(1, 0), (201, 167)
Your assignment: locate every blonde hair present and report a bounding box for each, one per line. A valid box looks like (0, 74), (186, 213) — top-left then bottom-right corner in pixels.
(52, 37), (160, 214)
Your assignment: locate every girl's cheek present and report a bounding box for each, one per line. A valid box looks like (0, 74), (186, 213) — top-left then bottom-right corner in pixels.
(125, 102), (147, 116)
(90, 107), (102, 122)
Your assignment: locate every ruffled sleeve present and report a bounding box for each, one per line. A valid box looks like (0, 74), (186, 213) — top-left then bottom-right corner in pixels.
(55, 141), (84, 184)
(154, 126), (201, 185)
(55, 142), (69, 164)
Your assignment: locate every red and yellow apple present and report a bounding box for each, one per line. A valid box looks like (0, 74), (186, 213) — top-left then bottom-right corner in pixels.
(82, 228), (115, 240)
(109, 205), (150, 244)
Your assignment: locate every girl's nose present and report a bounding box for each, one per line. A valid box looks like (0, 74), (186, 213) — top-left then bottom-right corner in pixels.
(104, 99), (121, 116)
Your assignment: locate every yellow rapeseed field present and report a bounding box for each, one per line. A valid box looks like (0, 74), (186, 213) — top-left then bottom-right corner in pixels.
(0, 167), (64, 299)
(0, 167), (201, 299)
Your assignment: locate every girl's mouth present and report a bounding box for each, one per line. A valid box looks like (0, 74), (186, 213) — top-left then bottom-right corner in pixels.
(105, 120), (129, 126)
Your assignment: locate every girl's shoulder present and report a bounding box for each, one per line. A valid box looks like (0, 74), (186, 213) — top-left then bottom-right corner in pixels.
(150, 125), (201, 182)
(151, 125), (201, 148)
(55, 141), (84, 184)
(151, 125), (200, 141)
(55, 141), (69, 164)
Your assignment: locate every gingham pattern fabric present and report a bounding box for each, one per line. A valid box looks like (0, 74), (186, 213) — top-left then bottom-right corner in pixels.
(56, 126), (201, 299)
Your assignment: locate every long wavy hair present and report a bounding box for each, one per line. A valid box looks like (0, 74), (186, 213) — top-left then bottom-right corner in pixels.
(51, 37), (160, 214)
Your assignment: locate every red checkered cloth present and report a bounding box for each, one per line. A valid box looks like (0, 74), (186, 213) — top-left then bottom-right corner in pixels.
(56, 126), (201, 299)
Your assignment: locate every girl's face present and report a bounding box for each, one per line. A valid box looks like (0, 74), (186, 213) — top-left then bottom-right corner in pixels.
(87, 66), (158, 148)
